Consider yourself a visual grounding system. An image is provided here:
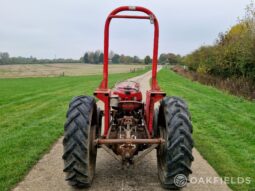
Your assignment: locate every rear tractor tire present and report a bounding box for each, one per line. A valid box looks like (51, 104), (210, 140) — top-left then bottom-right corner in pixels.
(62, 96), (98, 188)
(156, 96), (194, 190)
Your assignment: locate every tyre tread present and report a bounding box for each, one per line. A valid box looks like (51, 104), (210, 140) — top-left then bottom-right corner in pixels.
(157, 96), (194, 190)
(63, 95), (96, 188)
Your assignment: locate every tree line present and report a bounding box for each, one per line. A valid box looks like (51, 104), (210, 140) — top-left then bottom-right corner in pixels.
(0, 52), (79, 65)
(0, 50), (182, 65)
(183, 2), (255, 81)
(83, 50), (146, 64)
(82, 50), (182, 65)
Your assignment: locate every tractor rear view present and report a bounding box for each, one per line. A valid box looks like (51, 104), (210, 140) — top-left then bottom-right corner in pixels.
(62, 6), (194, 190)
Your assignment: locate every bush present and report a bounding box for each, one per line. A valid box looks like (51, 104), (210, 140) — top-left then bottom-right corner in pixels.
(183, 2), (255, 81)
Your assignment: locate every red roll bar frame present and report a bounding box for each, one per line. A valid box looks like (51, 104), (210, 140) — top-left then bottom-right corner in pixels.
(100, 6), (160, 90)
(94, 6), (165, 137)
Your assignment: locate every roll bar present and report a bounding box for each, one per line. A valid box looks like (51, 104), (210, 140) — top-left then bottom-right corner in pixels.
(100, 6), (160, 90)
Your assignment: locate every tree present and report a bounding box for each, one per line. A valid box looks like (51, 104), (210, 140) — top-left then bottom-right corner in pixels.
(125, 56), (133, 64)
(144, 55), (151, 65)
(112, 54), (120, 64)
(159, 53), (168, 64)
(0, 52), (10, 65)
(168, 53), (179, 64)
(159, 53), (181, 65)
(99, 53), (104, 63)
(93, 50), (101, 64)
(119, 54), (125, 64)
(83, 52), (89, 63)
(133, 56), (140, 63)
(88, 52), (94, 63)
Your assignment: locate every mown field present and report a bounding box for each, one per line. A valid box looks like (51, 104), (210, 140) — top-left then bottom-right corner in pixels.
(1, 67), (254, 191)
(157, 69), (255, 191)
(0, 68), (148, 191)
(0, 64), (145, 78)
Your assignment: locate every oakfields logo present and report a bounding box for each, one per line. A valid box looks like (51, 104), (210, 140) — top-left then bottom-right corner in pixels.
(174, 174), (252, 187)
(174, 174), (188, 187)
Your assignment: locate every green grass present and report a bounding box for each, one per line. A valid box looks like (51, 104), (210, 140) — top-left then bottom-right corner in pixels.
(0, 69), (148, 191)
(157, 69), (255, 191)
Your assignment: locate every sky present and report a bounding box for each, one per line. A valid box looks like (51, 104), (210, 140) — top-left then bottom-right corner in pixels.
(0, 0), (252, 59)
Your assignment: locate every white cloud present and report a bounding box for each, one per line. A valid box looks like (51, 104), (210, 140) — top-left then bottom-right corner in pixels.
(0, 0), (251, 58)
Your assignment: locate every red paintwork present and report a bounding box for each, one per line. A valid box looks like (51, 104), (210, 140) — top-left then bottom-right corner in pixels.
(145, 91), (165, 134)
(112, 81), (142, 101)
(99, 6), (160, 90)
(118, 101), (143, 111)
(94, 6), (166, 137)
(94, 89), (110, 136)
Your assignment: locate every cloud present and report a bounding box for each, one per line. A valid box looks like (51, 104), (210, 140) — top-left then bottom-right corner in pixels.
(0, 0), (251, 58)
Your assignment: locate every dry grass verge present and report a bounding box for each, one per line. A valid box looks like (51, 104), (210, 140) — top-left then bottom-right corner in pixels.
(171, 65), (255, 100)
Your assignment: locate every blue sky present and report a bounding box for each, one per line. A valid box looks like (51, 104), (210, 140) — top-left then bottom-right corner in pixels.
(0, 0), (252, 59)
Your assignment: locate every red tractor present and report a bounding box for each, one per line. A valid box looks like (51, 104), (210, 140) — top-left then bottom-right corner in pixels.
(62, 6), (193, 190)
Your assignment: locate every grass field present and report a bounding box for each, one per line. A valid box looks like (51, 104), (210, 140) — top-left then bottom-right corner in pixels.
(157, 69), (255, 191)
(0, 68), (148, 191)
(0, 63), (145, 78)
(1, 67), (254, 191)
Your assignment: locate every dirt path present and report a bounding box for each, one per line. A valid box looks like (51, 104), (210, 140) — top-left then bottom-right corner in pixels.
(13, 70), (232, 191)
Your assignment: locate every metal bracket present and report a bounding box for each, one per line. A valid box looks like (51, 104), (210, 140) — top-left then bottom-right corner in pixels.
(95, 138), (165, 145)
(133, 144), (158, 165)
(129, 6), (136, 11)
(149, 14), (154, 24)
(101, 145), (122, 162)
